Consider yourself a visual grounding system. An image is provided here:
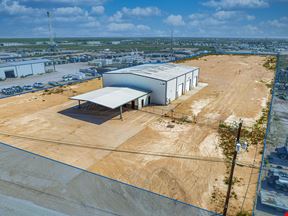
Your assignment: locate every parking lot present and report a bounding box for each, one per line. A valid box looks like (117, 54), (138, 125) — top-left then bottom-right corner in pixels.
(0, 62), (94, 97)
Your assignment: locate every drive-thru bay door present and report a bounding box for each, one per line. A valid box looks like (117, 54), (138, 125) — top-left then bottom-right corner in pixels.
(186, 79), (191, 92)
(177, 84), (183, 97)
(4, 70), (16, 78)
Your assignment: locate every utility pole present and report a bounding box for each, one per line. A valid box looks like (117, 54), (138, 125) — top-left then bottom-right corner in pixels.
(223, 120), (243, 216)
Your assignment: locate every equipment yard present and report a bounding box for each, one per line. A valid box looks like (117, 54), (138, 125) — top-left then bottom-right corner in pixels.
(0, 55), (274, 215)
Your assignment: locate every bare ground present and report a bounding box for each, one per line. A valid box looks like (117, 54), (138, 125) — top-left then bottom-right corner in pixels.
(0, 55), (274, 215)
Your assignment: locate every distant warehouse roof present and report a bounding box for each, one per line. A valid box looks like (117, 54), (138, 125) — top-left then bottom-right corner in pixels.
(70, 87), (150, 109)
(0, 59), (51, 68)
(106, 63), (198, 81)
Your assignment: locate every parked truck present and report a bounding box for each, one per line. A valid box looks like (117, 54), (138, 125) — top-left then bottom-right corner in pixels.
(267, 168), (288, 192)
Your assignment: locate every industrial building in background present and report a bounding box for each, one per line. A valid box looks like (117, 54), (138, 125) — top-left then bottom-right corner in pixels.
(0, 59), (51, 80)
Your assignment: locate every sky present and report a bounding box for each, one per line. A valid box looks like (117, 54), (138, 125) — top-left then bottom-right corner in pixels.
(0, 0), (288, 38)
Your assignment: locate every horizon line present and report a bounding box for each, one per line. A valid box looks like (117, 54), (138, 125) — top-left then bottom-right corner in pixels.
(1, 36), (288, 40)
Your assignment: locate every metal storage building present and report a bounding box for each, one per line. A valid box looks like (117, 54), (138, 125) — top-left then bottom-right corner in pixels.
(103, 63), (199, 105)
(0, 59), (51, 80)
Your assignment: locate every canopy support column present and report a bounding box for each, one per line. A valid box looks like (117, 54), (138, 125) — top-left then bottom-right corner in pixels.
(120, 106), (123, 121)
(78, 100), (81, 109)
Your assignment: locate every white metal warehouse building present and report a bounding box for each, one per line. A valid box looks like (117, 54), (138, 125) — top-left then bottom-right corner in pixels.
(103, 63), (199, 105)
(0, 59), (51, 80)
(71, 63), (199, 119)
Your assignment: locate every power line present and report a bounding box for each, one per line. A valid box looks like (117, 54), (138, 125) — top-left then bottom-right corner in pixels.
(0, 131), (258, 168)
(240, 129), (261, 212)
(0, 131), (226, 162)
(139, 108), (259, 130)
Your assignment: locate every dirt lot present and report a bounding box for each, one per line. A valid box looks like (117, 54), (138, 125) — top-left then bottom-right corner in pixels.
(0, 55), (274, 215)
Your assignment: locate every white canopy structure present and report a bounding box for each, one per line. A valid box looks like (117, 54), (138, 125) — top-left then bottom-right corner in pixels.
(70, 87), (150, 119)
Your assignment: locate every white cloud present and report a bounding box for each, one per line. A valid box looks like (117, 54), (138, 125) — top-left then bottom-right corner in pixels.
(186, 11), (261, 37)
(121, 6), (161, 17)
(32, 26), (47, 33)
(107, 22), (135, 31)
(164, 15), (185, 26)
(266, 17), (288, 28)
(214, 10), (255, 20)
(108, 6), (161, 23)
(189, 16), (225, 27)
(214, 10), (238, 19)
(91, 5), (104, 15)
(246, 15), (256, 20)
(83, 21), (101, 27)
(54, 7), (85, 16)
(189, 11), (255, 26)
(203, 0), (269, 9)
(242, 24), (262, 35)
(50, 6), (98, 25)
(19, 0), (107, 5)
(188, 13), (207, 20)
(53, 14), (93, 23)
(107, 22), (150, 32)
(136, 24), (151, 31)
(0, 0), (43, 15)
(108, 11), (123, 22)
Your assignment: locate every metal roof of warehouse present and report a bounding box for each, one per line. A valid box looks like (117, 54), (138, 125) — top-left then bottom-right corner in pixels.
(70, 87), (150, 109)
(0, 59), (51, 68)
(106, 63), (198, 81)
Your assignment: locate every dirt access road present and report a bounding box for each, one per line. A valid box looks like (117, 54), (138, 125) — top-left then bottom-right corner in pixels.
(0, 55), (274, 215)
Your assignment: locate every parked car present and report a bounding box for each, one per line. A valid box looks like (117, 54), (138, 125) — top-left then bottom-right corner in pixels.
(1, 88), (14, 95)
(62, 75), (73, 81)
(11, 86), (23, 93)
(48, 81), (60, 87)
(23, 85), (33, 91)
(71, 75), (80, 81)
(1, 86), (22, 95)
(33, 82), (45, 89)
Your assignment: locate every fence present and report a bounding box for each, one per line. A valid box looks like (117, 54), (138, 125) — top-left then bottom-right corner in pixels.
(0, 142), (220, 216)
(253, 54), (288, 215)
(141, 105), (235, 130)
(141, 105), (193, 121)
